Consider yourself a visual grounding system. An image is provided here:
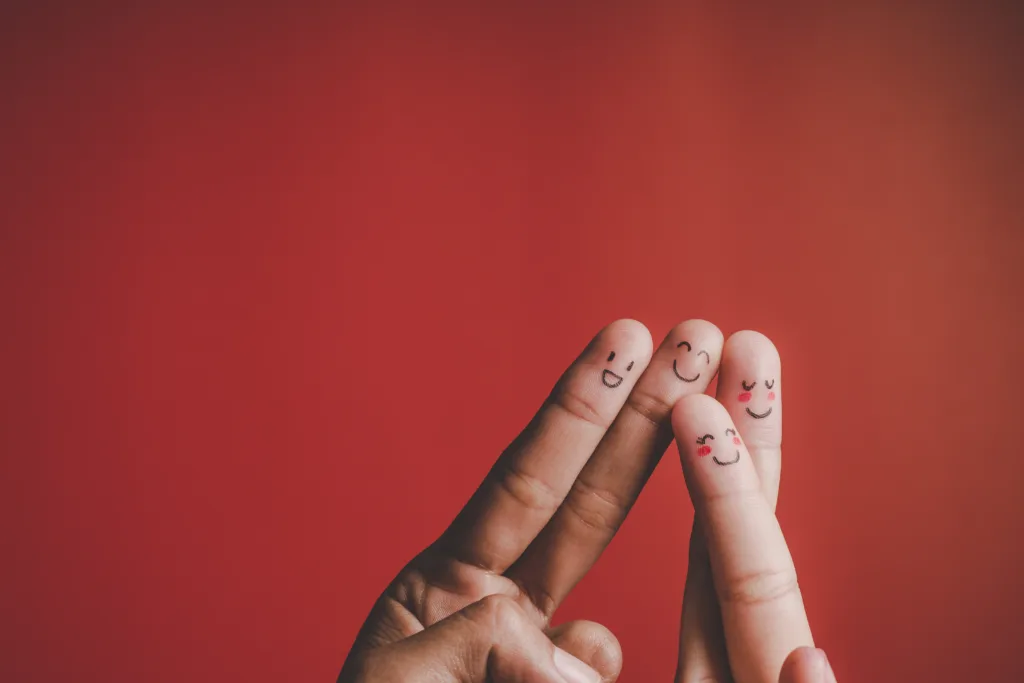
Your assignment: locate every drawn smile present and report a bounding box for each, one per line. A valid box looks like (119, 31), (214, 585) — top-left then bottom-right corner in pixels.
(713, 451), (741, 466)
(672, 359), (700, 383)
(602, 370), (623, 388)
(745, 406), (773, 419)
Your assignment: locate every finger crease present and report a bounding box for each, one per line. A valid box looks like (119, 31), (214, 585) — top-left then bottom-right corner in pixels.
(624, 387), (673, 429)
(549, 388), (612, 430)
(496, 461), (563, 517)
(718, 568), (800, 608)
(563, 479), (627, 535)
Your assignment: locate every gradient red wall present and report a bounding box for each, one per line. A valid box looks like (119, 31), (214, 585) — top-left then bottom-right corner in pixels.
(3, 2), (1023, 681)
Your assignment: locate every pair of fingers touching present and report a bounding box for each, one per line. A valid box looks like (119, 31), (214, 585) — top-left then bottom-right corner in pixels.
(377, 319), (819, 682)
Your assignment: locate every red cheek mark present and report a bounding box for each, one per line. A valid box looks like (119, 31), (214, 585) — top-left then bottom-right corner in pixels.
(768, 391), (776, 401)
(733, 436), (742, 446)
(697, 445), (712, 457)
(738, 392), (752, 402)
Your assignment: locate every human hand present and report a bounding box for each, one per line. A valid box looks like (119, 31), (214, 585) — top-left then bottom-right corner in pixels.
(672, 332), (837, 683)
(338, 318), (725, 683)
(337, 322), (835, 683)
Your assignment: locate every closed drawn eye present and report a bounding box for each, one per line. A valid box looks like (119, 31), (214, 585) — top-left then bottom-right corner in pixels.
(765, 379), (775, 390)
(697, 350), (710, 364)
(741, 380), (756, 391)
(696, 434), (715, 445)
(677, 341), (691, 351)
(725, 428), (737, 437)
(626, 361), (634, 371)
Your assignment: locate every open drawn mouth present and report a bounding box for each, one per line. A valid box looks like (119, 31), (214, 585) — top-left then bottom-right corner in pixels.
(745, 406), (773, 419)
(713, 451), (741, 466)
(672, 359), (700, 383)
(602, 370), (623, 388)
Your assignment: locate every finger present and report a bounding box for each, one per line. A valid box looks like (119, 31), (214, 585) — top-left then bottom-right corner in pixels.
(548, 620), (623, 683)
(674, 523), (732, 683)
(437, 319), (653, 574)
(779, 648), (836, 683)
(507, 320), (723, 617)
(673, 394), (813, 683)
(676, 331), (783, 682)
(717, 331), (782, 508)
(343, 595), (602, 683)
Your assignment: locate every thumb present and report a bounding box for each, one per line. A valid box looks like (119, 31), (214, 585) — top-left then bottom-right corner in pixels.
(344, 595), (604, 683)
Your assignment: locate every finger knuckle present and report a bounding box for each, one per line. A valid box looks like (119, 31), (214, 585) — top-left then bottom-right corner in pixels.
(719, 567), (800, 607)
(563, 478), (628, 537)
(624, 386), (674, 429)
(473, 594), (526, 634)
(550, 383), (613, 429)
(513, 578), (559, 622)
(495, 460), (563, 518)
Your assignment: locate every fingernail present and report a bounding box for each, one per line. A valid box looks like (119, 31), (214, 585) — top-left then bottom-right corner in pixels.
(553, 647), (602, 683)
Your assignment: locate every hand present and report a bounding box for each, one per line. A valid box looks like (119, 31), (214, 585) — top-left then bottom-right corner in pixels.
(338, 321), (836, 683)
(339, 318), (725, 683)
(672, 332), (837, 683)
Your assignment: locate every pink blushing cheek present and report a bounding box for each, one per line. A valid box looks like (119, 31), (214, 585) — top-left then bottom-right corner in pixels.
(768, 391), (776, 401)
(738, 392), (752, 402)
(733, 436), (741, 445)
(697, 445), (712, 457)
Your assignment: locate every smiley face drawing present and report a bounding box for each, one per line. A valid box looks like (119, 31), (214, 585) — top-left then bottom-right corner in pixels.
(696, 428), (743, 466)
(601, 351), (634, 388)
(672, 341), (711, 383)
(738, 379), (776, 419)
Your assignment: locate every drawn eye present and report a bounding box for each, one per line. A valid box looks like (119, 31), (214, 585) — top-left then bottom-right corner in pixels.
(697, 350), (710, 364)
(607, 351), (615, 362)
(695, 434), (715, 445)
(741, 380), (756, 391)
(677, 341), (691, 351)
(626, 361), (634, 371)
(765, 379), (775, 390)
(725, 428), (736, 437)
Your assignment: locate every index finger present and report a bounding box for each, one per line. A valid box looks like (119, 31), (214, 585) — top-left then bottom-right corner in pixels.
(673, 394), (813, 683)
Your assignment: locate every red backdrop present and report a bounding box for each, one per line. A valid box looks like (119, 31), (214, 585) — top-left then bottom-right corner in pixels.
(3, 2), (1023, 681)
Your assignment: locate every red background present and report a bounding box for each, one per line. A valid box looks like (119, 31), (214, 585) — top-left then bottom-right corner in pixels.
(3, 2), (1023, 681)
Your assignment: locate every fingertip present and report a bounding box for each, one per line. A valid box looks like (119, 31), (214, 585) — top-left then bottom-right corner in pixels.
(671, 393), (730, 440)
(718, 329), (782, 436)
(548, 621), (622, 682)
(673, 393), (762, 499)
(602, 318), (654, 358)
(668, 318), (724, 342)
(780, 647), (828, 683)
(553, 646), (605, 683)
(665, 319), (724, 360)
(723, 329), (780, 362)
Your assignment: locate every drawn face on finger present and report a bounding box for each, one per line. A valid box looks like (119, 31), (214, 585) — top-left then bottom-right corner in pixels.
(601, 350), (635, 388)
(738, 378), (777, 419)
(696, 428), (743, 466)
(672, 340), (711, 383)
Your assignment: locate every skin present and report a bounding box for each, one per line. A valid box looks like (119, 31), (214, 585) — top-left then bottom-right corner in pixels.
(339, 322), (835, 683)
(676, 331), (789, 683)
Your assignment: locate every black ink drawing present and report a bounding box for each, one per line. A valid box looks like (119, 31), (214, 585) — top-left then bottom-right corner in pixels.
(601, 351), (634, 388)
(714, 427), (741, 466)
(673, 340), (711, 383)
(695, 430), (739, 465)
(738, 379), (776, 419)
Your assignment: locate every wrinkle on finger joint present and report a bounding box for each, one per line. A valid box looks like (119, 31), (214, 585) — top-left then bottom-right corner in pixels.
(717, 567), (800, 608)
